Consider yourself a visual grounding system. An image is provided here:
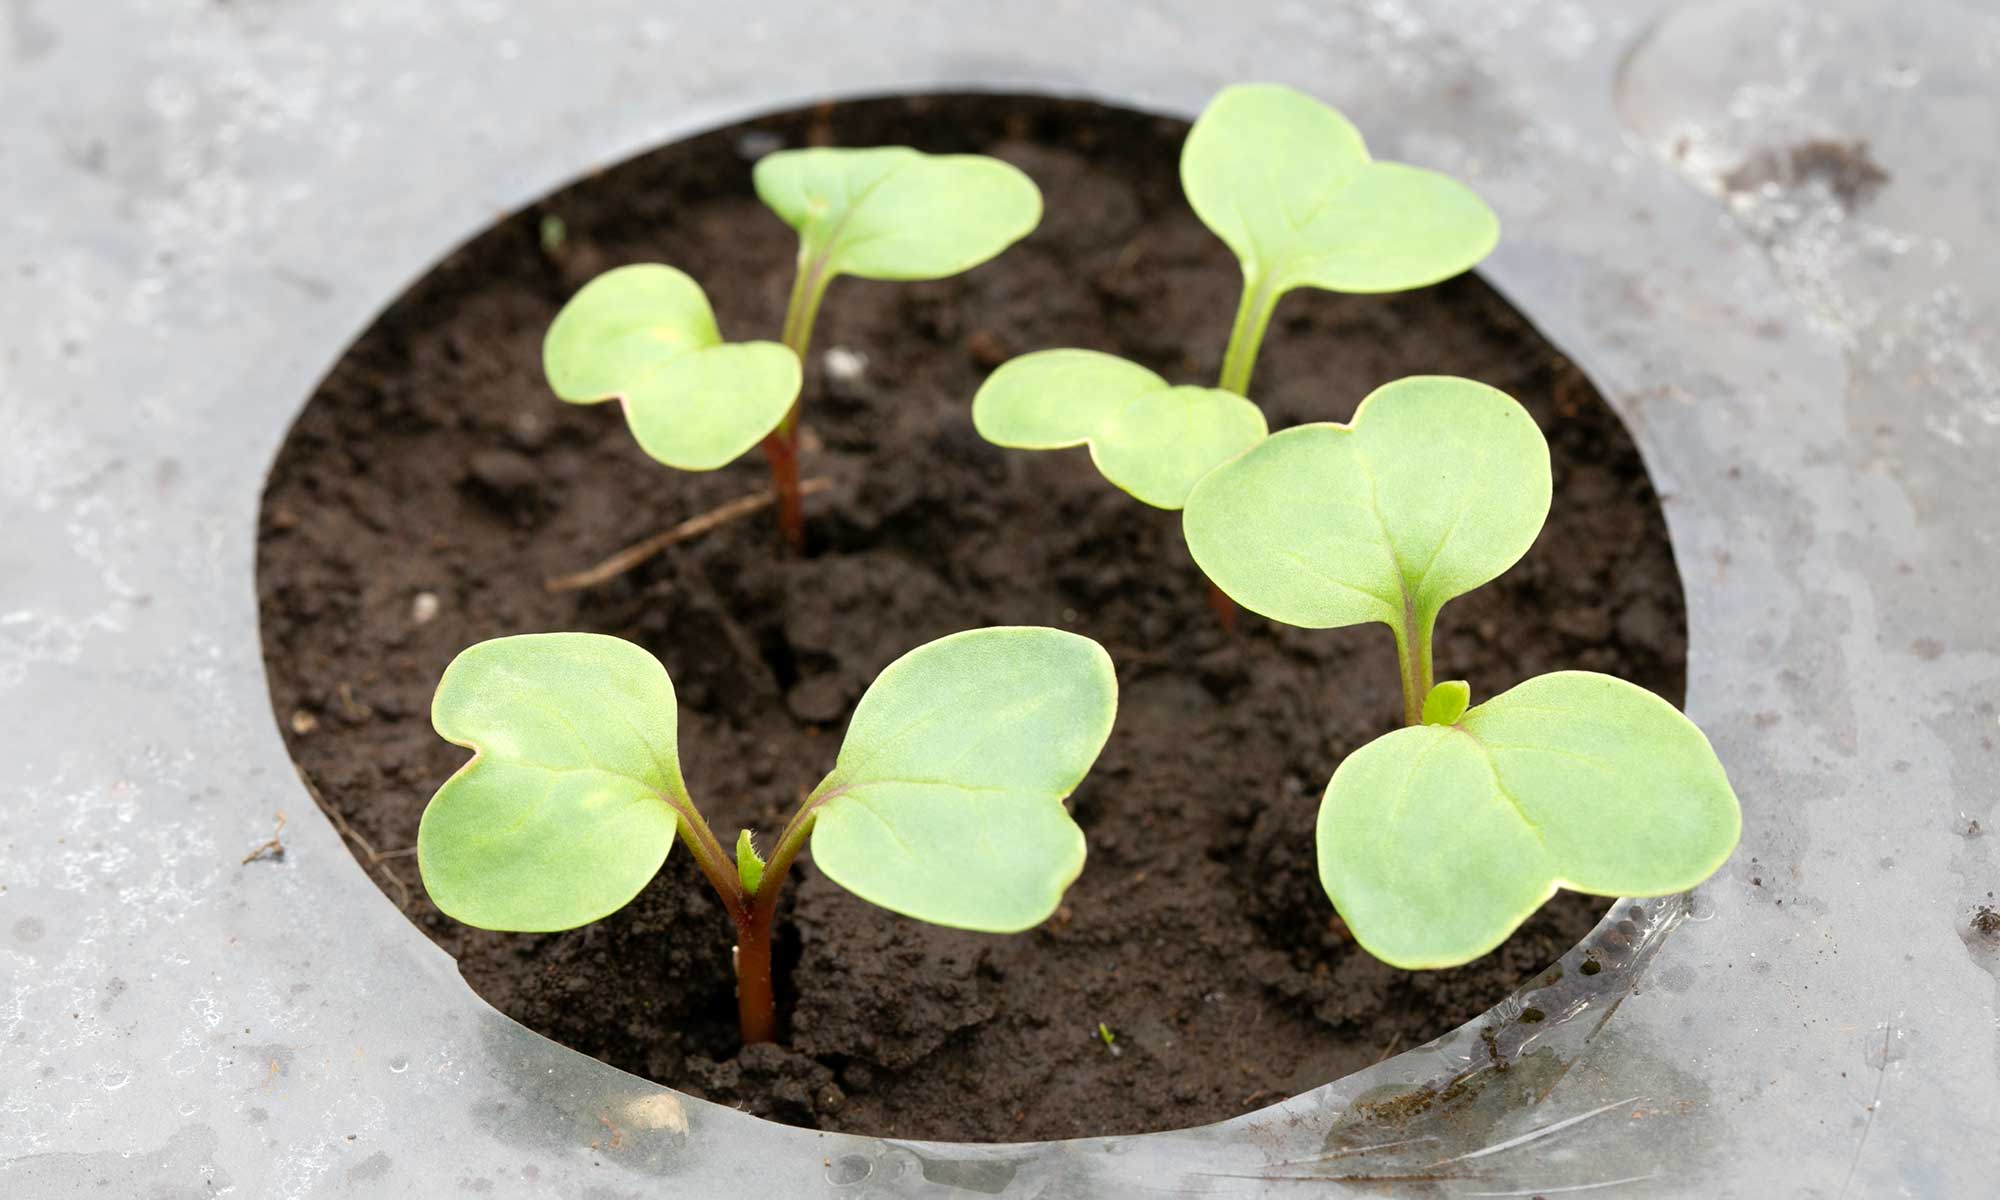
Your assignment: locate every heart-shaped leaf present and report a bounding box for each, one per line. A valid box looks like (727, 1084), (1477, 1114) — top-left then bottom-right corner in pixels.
(807, 627), (1118, 933)
(1183, 375), (1549, 633)
(1182, 83), (1499, 297)
(543, 264), (800, 470)
(973, 349), (1268, 509)
(1317, 671), (1742, 968)
(418, 633), (689, 932)
(755, 147), (1042, 282)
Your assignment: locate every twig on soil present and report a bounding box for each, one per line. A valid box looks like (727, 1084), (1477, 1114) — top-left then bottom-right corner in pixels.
(295, 768), (414, 910)
(545, 478), (833, 593)
(241, 812), (288, 864)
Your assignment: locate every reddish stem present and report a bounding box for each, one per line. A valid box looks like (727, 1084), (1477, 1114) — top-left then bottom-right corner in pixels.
(759, 418), (804, 554)
(669, 788), (820, 1045)
(734, 909), (778, 1044)
(670, 802), (779, 1044)
(1206, 578), (1238, 631)
(730, 797), (825, 1044)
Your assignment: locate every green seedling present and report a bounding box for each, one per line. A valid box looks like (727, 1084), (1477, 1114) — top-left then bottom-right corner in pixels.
(546, 146), (1041, 551)
(1183, 375), (1740, 968)
(416, 625), (1115, 1045)
(973, 84), (1494, 620)
(1186, 83), (1500, 397)
(1097, 1022), (1120, 1057)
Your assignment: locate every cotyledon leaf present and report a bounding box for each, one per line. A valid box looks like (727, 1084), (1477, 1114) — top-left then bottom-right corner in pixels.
(1182, 375), (1550, 633)
(543, 264), (800, 470)
(1181, 83), (1499, 298)
(806, 627), (1118, 933)
(755, 146), (1042, 282)
(417, 633), (689, 933)
(1317, 671), (1742, 969)
(973, 349), (1268, 509)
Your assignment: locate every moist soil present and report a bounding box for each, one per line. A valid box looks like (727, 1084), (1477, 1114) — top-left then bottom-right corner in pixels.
(256, 94), (1686, 1143)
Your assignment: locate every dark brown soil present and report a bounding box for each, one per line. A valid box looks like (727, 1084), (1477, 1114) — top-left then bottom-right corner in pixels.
(255, 94), (1686, 1143)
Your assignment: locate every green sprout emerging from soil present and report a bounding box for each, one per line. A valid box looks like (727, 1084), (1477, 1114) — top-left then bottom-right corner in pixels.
(546, 146), (1041, 551)
(973, 83), (1496, 620)
(1186, 83), (1499, 397)
(416, 626), (1116, 1044)
(1182, 375), (1741, 968)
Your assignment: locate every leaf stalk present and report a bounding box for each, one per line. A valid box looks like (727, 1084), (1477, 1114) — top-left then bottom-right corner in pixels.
(1391, 599), (1438, 728)
(1218, 273), (1280, 398)
(760, 258), (836, 552)
(667, 784), (833, 1045)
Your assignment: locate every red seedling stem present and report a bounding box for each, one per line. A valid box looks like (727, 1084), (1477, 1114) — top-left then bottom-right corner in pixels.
(1205, 578), (1237, 631)
(761, 256), (834, 554)
(666, 788), (827, 1045)
(759, 417), (805, 554)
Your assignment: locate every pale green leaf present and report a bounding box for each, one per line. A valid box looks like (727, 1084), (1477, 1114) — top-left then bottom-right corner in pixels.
(1182, 375), (1549, 630)
(1182, 83), (1498, 297)
(418, 634), (688, 932)
(543, 264), (800, 470)
(755, 147), (1042, 282)
(973, 349), (1161, 447)
(807, 627), (1117, 932)
(1318, 671), (1741, 968)
(973, 349), (1268, 509)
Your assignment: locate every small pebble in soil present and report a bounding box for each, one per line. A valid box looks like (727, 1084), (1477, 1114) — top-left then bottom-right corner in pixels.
(463, 449), (541, 509)
(506, 410), (550, 452)
(410, 592), (440, 625)
(824, 346), (868, 383)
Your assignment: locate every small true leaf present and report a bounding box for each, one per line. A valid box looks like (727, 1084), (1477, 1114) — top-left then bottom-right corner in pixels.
(973, 349), (1268, 509)
(1182, 83), (1498, 298)
(418, 634), (688, 932)
(543, 264), (801, 470)
(755, 147), (1042, 282)
(1422, 680), (1470, 726)
(1318, 671), (1742, 969)
(1183, 375), (1550, 631)
(735, 829), (765, 895)
(807, 627), (1118, 933)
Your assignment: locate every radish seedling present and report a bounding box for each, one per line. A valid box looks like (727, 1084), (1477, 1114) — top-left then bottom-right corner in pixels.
(546, 147), (1041, 550)
(417, 626), (1115, 1045)
(1182, 375), (1741, 968)
(1187, 83), (1499, 397)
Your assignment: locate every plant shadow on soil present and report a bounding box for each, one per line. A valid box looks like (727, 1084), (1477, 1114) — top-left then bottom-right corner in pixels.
(256, 94), (1687, 1143)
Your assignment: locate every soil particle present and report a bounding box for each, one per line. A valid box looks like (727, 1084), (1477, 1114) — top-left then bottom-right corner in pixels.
(257, 94), (1686, 1142)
